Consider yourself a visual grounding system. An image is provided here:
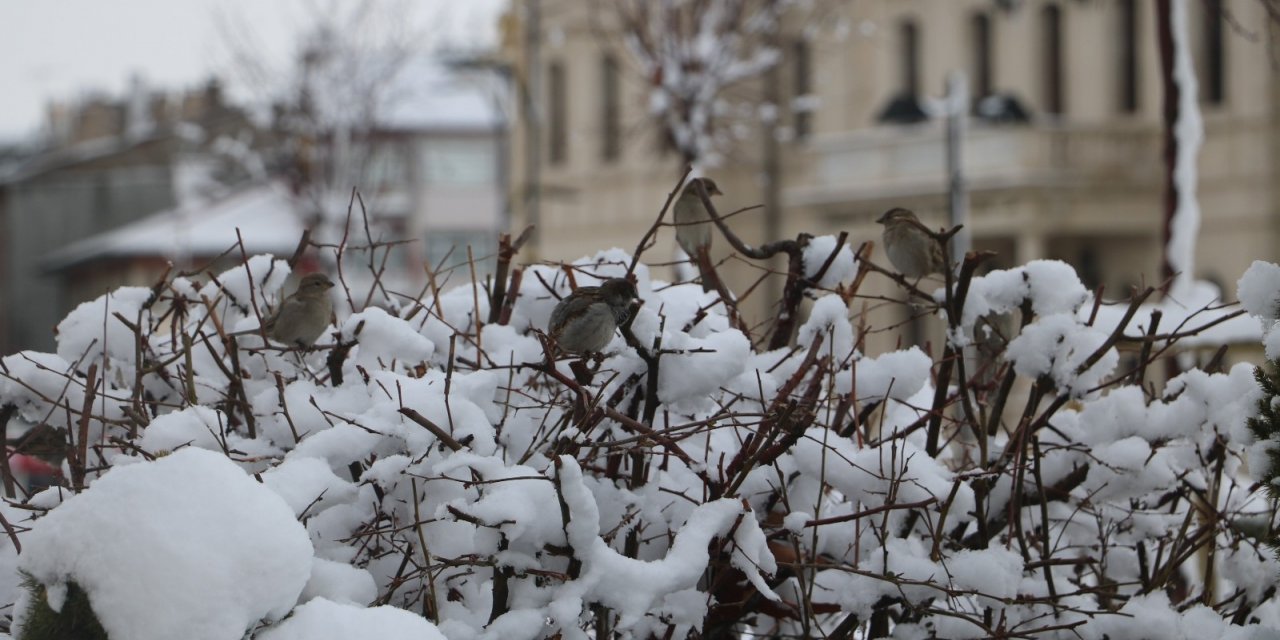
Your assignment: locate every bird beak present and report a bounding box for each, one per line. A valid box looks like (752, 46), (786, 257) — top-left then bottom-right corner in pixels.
(875, 212), (889, 224)
(710, 185), (723, 196)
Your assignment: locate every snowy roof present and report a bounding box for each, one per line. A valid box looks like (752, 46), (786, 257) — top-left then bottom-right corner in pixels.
(375, 57), (505, 132)
(0, 132), (163, 186)
(44, 182), (305, 271)
(305, 52), (505, 134)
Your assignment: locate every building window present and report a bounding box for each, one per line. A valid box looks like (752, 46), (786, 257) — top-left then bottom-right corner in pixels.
(548, 61), (567, 165)
(364, 143), (408, 192)
(1042, 5), (1064, 116)
(877, 18), (927, 124)
(419, 139), (497, 187)
(1077, 246), (1102, 291)
(424, 229), (497, 277)
(601, 53), (621, 162)
(971, 13), (993, 101)
(1202, 0), (1226, 105)
(900, 19), (920, 98)
(1119, 0), (1139, 113)
(793, 38), (812, 139)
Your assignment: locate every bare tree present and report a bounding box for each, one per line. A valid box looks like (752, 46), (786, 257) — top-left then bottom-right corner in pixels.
(597, 0), (838, 317)
(605, 0), (820, 168)
(218, 1), (433, 219)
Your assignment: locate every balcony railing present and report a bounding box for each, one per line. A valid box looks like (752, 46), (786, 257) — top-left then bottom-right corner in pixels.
(787, 121), (1163, 207)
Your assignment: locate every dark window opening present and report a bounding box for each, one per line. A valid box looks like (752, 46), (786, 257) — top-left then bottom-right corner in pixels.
(1078, 245), (1102, 290)
(601, 54), (620, 162)
(879, 19), (928, 124)
(1203, 0), (1226, 105)
(1042, 5), (1064, 116)
(548, 61), (567, 165)
(971, 13), (993, 103)
(1119, 0), (1139, 113)
(900, 19), (920, 98)
(793, 39), (812, 139)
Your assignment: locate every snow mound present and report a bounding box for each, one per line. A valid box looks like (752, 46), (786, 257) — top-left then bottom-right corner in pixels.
(258, 598), (446, 640)
(16, 448), (313, 640)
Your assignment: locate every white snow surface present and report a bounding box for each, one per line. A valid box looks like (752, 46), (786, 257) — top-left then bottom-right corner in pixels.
(258, 597), (447, 640)
(657, 328), (751, 405)
(15, 448), (313, 640)
(802, 235), (858, 288)
(55, 286), (154, 377)
(951, 260), (1089, 333)
(341, 306), (436, 370)
(798, 294), (855, 359)
(1006, 313), (1116, 398)
(137, 405), (229, 453)
(1238, 260), (1280, 358)
(300, 558), (378, 606)
(846, 346), (932, 402)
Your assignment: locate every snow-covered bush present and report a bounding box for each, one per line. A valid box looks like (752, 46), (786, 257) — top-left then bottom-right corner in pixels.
(0, 215), (1277, 639)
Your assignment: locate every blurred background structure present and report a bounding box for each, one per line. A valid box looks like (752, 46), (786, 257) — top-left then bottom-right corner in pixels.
(0, 80), (265, 352)
(502, 0), (1279, 353)
(0, 1), (508, 352)
(0, 0), (1277, 356)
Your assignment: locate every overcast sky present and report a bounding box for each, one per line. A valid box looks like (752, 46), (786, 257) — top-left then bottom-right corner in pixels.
(0, 0), (506, 142)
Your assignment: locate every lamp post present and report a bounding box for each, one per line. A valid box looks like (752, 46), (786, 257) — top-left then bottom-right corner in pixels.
(944, 70), (970, 260)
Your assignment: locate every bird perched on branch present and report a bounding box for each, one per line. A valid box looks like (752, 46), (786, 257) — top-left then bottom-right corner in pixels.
(674, 177), (721, 257)
(245, 273), (335, 348)
(876, 207), (946, 279)
(673, 177), (722, 292)
(548, 278), (638, 355)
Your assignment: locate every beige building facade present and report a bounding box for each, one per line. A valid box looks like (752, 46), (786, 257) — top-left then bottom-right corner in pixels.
(505, 0), (1280, 351)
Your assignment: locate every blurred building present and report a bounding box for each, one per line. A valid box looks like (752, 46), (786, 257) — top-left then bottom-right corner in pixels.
(0, 80), (263, 353)
(503, 0), (1277, 353)
(43, 181), (306, 305)
(324, 57), (508, 292)
(0, 57), (507, 353)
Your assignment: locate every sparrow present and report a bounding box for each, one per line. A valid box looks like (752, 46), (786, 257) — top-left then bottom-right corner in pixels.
(673, 177), (722, 292)
(246, 273), (335, 348)
(876, 207), (946, 279)
(548, 278), (638, 354)
(674, 177), (721, 257)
